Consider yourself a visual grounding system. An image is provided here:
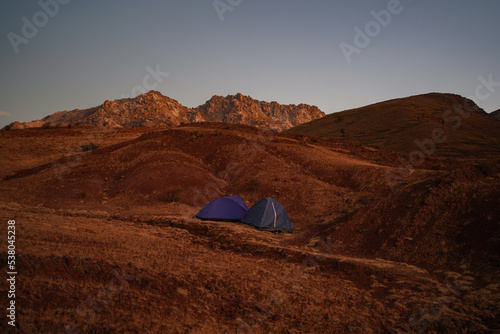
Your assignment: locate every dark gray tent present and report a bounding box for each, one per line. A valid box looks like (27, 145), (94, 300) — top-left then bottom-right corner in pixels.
(241, 197), (293, 233)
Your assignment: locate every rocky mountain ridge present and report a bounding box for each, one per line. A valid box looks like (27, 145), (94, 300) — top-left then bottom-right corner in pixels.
(4, 91), (325, 131)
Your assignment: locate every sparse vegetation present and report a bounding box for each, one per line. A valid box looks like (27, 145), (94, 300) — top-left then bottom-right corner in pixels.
(477, 159), (500, 176)
(81, 142), (98, 151)
(246, 178), (260, 191)
(356, 195), (375, 206)
(163, 186), (183, 202)
(2, 110), (499, 333)
(191, 131), (205, 140)
(41, 122), (55, 129)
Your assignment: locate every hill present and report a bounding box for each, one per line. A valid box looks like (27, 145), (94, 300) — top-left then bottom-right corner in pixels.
(492, 109), (500, 120)
(1, 123), (499, 332)
(4, 91), (324, 131)
(287, 93), (500, 157)
(2, 123), (498, 274)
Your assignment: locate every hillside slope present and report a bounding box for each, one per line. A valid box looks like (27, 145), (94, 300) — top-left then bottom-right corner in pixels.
(492, 109), (500, 120)
(287, 93), (500, 156)
(4, 202), (498, 333)
(2, 123), (498, 275)
(1, 124), (499, 332)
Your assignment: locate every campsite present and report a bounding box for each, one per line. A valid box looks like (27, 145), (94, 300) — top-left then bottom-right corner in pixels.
(1, 2), (500, 332)
(196, 196), (293, 233)
(1, 119), (499, 333)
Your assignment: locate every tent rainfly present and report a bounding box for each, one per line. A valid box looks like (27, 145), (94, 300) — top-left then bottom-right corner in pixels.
(241, 197), (293, 233)
(195, 196), (249, 222)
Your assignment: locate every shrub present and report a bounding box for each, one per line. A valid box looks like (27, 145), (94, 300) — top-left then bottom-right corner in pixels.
(246, 178), (260, 192)
(163, 186), (183, 202)
(356, 195), (375, 206)
(41, 122), (54, 129)
(477, 159), (500, 176)
(81, 142), (98, 152)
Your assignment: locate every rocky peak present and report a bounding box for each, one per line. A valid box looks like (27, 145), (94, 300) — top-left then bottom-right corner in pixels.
(192, 93), (325, 131)
(5, 91), (325, 131)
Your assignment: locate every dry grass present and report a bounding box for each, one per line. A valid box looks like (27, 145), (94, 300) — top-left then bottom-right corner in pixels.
(287, 93), (500, 156)
(4, 203), (497, 333)
(0, 120), (499, 332)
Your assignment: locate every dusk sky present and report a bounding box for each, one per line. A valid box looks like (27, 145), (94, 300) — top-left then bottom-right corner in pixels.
(1, 0), (499, 128)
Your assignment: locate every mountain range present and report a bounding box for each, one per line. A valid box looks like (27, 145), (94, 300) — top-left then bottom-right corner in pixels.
(5, 91), (324, 132)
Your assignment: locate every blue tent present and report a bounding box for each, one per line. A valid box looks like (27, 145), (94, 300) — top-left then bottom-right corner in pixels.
(241, 198), (293, 233)
(195, 196), (249, 221)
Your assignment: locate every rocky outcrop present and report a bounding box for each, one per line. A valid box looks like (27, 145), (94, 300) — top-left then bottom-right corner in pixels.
(190, 93), (325, 131)
(3, 91), (325, 131)
(42, 91), (190, 127)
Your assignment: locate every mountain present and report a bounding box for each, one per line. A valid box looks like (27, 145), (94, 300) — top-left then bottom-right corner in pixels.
(492, 109), (500, 120)
(287, 93), (500, 156)
(42, 91), (190, 127)
(5, 91), (325, 131)
(192, 93), (324, 131)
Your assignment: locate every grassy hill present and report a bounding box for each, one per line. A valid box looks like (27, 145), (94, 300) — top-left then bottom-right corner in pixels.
(287, 93), (500, 157)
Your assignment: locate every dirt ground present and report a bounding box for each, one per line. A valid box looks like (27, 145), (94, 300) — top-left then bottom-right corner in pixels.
(0, 125), (499, 333)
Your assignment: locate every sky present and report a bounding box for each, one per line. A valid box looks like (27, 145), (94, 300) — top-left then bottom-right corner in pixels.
(1, 0), (499, 128)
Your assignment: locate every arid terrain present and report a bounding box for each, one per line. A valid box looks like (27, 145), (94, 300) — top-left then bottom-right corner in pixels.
(1, 93), (499, 333)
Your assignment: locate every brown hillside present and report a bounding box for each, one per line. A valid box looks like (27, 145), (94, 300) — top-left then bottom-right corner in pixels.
(492, 109), (500, 120)
(1, 124), (499, 332)
(287, 93), (500, 157)
(2, 124), (498, 275)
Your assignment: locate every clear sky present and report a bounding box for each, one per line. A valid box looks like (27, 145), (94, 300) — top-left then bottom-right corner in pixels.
(1, 0), (499, 128)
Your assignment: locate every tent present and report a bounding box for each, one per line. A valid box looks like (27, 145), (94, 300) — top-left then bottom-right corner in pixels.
(241, 197), (293, 233)
(195, 196), (249, 221)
